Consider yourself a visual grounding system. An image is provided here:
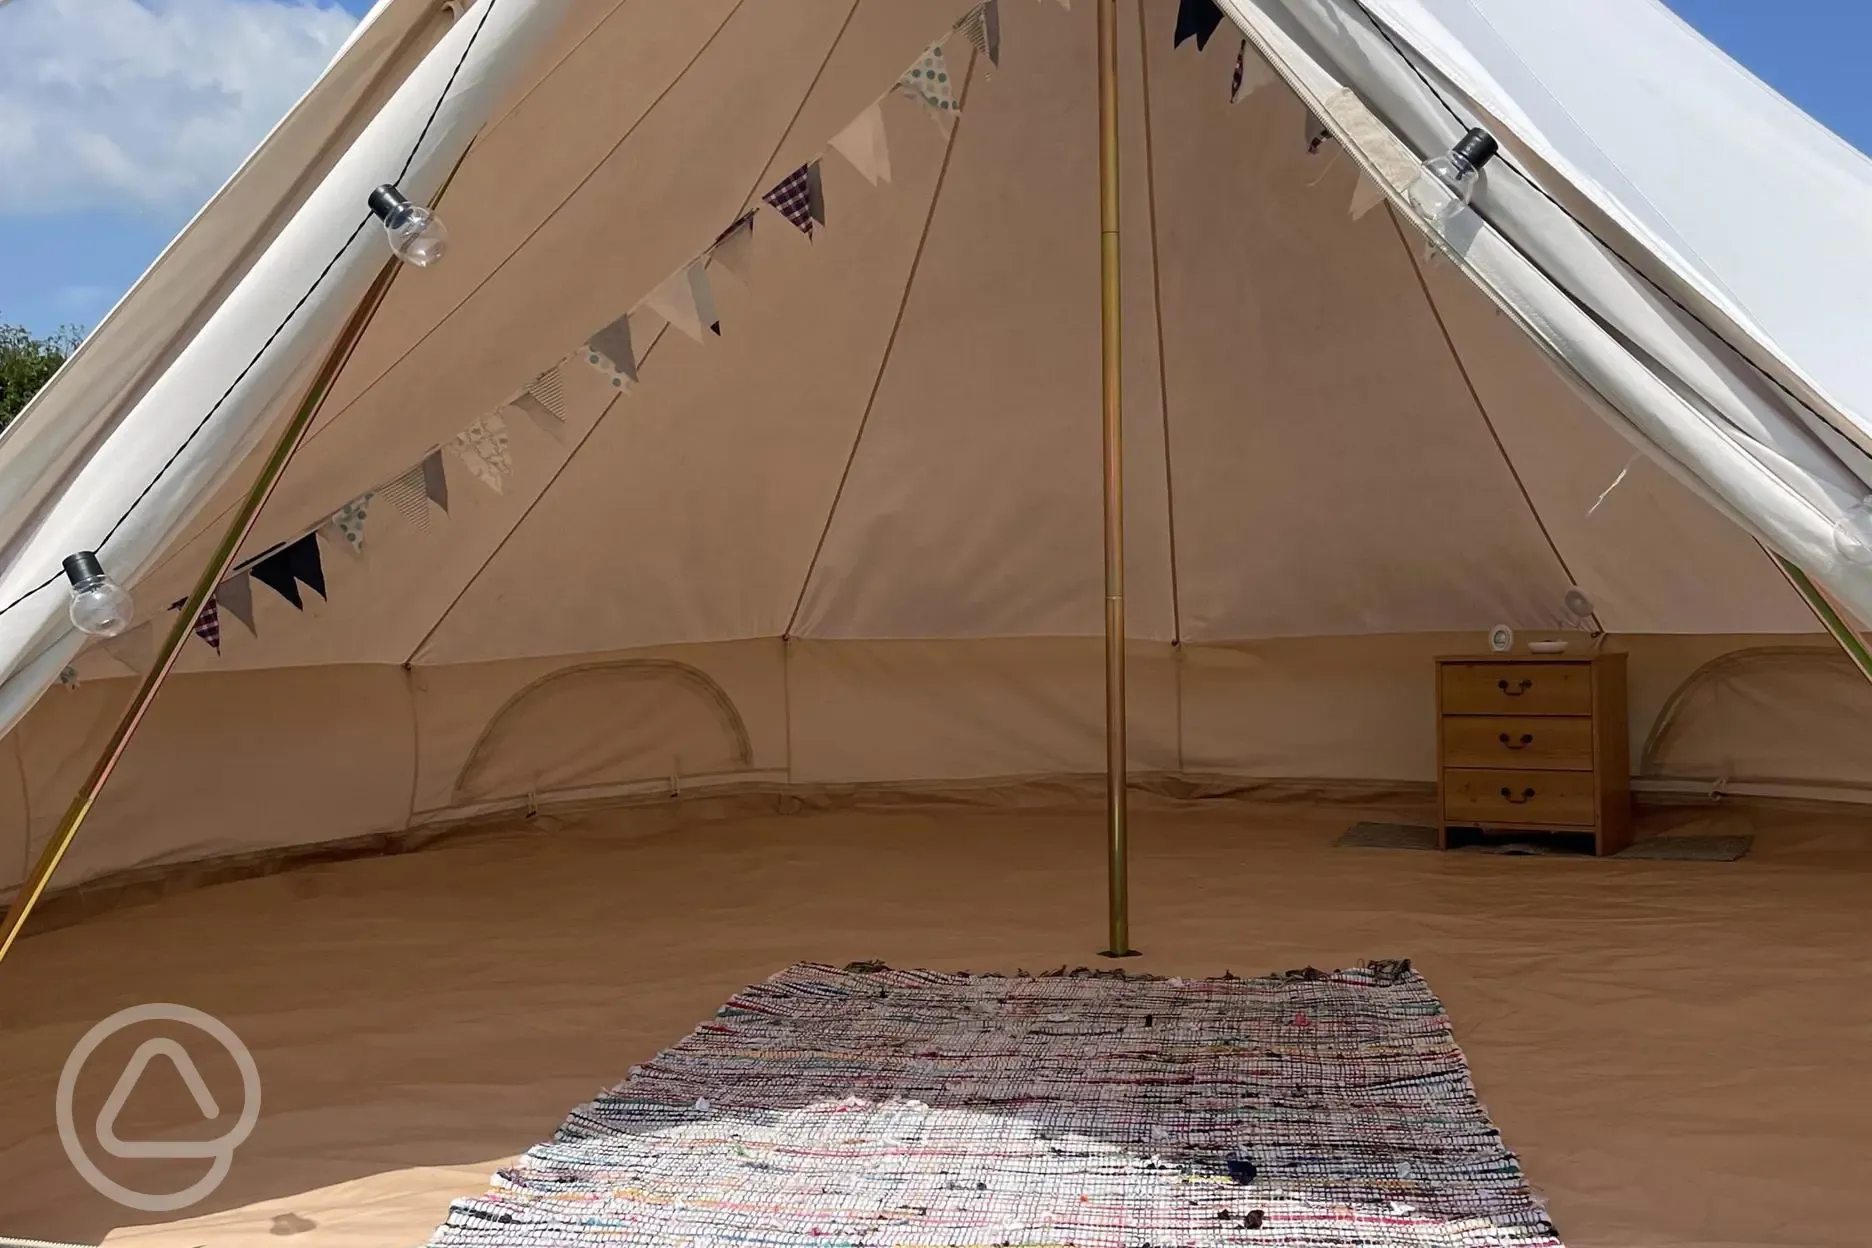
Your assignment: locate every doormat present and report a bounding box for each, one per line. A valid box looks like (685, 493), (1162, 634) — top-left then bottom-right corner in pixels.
(428, 961), (1563, 1247)
(1336, 822), (1752, 861)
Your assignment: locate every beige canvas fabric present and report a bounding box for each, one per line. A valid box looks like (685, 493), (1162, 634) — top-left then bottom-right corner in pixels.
(0, 0), (1857, 898)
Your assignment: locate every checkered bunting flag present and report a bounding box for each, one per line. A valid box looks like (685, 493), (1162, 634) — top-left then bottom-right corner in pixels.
(762, 162), (824, 237)
(170, 595), (221, 653)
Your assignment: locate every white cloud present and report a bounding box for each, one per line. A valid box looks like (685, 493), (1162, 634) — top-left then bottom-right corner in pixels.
(0, 0), (358, 217)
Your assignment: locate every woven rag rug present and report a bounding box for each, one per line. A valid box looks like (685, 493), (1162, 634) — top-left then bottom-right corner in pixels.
(428, 961), (1562, 1247)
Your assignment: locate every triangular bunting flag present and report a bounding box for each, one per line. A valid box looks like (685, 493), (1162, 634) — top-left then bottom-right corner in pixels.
(896, 39), (959, 130)
(830, 102), (893, 187)
(452, 413), (513, 495)
(193, 597), (221, 653)
(806, 161), (826, 227)
(102, 622), (154, 677)
(287, 532), (326, 601)
(585, 313), (638, 389)
(1349, 171), (1388, 220)
(763, 163), (820, 237)
(381, 463), (431, 533)
(331, 492), (374, 555)
(711, 212), (756, 281)
(1231, 38), (1275, 103)
(954, 1), (1000, 69)
(644, 260), (721, 341)
(1306, 110), (1333, 153)
(1174, 0), (1225, 50)
(525, 365), (567, 418)
(250, 533), (325, 610)
(422, 450), (450, 512)
(509, 391), (564, 440)
(252, 544), (303, 610)
(219, 571), (256, 636)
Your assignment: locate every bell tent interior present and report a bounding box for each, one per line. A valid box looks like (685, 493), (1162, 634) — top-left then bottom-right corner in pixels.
(1, 0), (1870, 1245)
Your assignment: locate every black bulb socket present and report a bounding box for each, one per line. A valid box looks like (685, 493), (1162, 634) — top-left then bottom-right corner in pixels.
(63, 551), (105, 590)
(1451, 127), (1500, 172)
(368, 184), (410, 222)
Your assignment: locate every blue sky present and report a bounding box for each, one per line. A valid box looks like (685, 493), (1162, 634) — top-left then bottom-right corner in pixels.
(1, 0), (1868, 337)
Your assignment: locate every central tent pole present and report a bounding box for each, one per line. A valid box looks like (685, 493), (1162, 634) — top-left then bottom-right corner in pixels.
(1097, 0), (1137, 957)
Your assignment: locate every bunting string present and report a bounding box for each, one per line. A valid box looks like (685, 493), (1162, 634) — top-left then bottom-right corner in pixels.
(122, 0), (1272, 663)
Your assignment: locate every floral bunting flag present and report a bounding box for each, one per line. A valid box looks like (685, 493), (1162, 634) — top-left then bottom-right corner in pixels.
(452, 413), (514, 495)
(896, 39), (959, 130)
(830, 102), (893, 186)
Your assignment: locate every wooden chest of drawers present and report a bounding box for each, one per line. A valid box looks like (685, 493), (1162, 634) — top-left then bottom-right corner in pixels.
(1435, 653), (1631, 855)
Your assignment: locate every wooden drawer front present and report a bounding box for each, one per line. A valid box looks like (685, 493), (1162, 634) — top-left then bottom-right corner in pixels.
(1443, 768), (1597, 827)
(1441, 663), (1592, 716)
(1442, 716), (1594, 771)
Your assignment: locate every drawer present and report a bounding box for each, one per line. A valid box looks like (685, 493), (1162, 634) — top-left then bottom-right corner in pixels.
(1441, 716), (1594, 771)
(1441, 662), (1592, 716)
(1442, 768), (1598, 827)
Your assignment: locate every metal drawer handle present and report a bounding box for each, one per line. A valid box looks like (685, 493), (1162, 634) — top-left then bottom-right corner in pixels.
(1499, 732), (1535, 750)
(1497, 678), (1534, 696)
(1500, 786), (1537, 804)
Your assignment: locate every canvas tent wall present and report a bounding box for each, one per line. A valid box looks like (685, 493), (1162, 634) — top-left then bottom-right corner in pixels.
(3, 0), (1871, 901)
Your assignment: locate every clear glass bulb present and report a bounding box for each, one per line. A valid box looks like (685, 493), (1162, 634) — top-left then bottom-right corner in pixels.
(368, 184), (449, 267)
(1405, 128), (1499, 228)
(62, 552), (135, 638)
(1833, 496), (1872, 566)
(1407, 153), (1479, 226)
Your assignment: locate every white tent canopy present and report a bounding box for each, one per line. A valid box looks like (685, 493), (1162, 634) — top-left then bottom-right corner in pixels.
(2, 0), (1870, 897)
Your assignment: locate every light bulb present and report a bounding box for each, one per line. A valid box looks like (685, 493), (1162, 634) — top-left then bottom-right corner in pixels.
(1833, 497), (1872, 566)
(63, 551), (134, 638)
(1406, 127), (1499, 227)
(368, 184), (449, 267)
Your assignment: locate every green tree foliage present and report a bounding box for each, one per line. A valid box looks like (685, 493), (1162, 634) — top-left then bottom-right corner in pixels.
(0, 320), (83, 431)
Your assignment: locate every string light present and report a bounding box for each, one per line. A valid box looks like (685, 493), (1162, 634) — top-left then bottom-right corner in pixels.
(1406, 126), (1499, 226)
(62, 552), (135, 638)
(368, 184), (450, 267)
